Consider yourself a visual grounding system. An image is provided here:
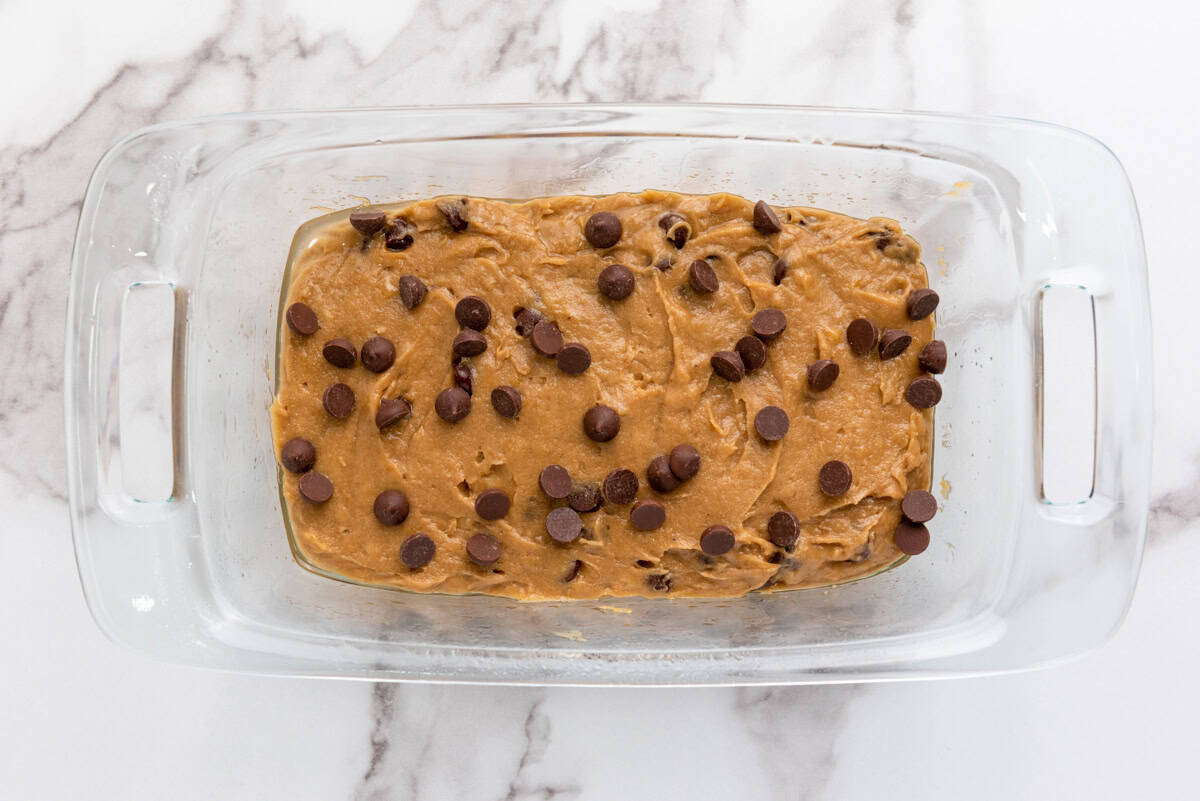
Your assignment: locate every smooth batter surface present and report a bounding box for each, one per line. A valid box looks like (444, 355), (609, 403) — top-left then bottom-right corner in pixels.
(270, 191), (934, 600)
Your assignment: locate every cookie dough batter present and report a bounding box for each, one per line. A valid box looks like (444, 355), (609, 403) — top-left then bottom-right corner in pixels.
(270, 190), (944, 600)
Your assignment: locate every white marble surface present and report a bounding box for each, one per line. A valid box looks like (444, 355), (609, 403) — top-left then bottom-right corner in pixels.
(2, 0), (1197, 797)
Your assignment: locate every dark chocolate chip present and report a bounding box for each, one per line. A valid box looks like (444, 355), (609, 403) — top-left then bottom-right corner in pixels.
(655, 256), (674, 272)
(668, 444), (701, 482)
(602, 468), (639, 505)
(646, 455), (681, 493)
(753, 200), (782, 234)
(452, 328), (487, 357)
(361, 336), (396, 372)
(280, 437), (316, 473)
(349, 210), (387, 237)
(322, 383), (356, 418)
(475, 489), (511, 520)
(373, 490), (410, 526)
(452, 361), (473, 396)
(530, 320), (564, 357)
(807, 359), (840, 391)
(584, 211), (622, 248)
(556, 342), (591, 375)
(455, 296), (492, 331)
(635, 559), (655, 569)
(818, 460), (852, 496)
(918, 340), (947, 374)
(630, 500), (666, 531)
(567, 483), (603, 513)
(906, 376), (942, 408)
(751, 308), (787, 341)
(772, 257), (788, 285)
(285, 302), (319, 335)
(901, 490), (938, 523)
(546, 507), (584, 543)
(879, 329), (913, 360)
(562, 559), (584, 582)
(846, 318), (879, 355)
(297, 472), (334, 504)
(400, 533), (436, 568)
(767, 510), (800, 550)
(376, 397), (412, 430)
(384, 218), (415, 251)
(437, 198), (468, 232)
(646, 573), (672, 592)
(466, 532), (501, 566)
(894, 521), (930, 555)
(597, 264), (635, 300)
(754, 406), (789, 442)
(711, 350), (746, 382)
(583, 404), (620, 442)
(515, 307), (544, 336)
(397, 275), (428, 309)
(322, 338), (357, 368)
(435, 386), (471, 422)
(735, 336), (767, 373)
(688, 260), (719, 294)
(658, 213), (691, 249)
(539, 465), (573, 499)
(490, 385), (522, 418)
(700, 525), (735, 556)
(907, 288), (940, 320)
(766, 550), (785, 564)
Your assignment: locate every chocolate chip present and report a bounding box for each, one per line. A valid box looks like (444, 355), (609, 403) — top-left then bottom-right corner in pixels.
(452, 328), (487, 357)
(772, 257), (788, 285)
(349, 210), (387, 237)
(602, 468), (639, 505)
(878, 329), (912, 360)
(688, 260), (719, 294)
(437, 198), (468, 232)
(846, 318), (879, 355)
(751, 309), (787, 341)
(711, 350), (746, 382)
(918, 340), (947, 374)
(397, 275), (428, 309)
(373, 490), (410, 525)
(515, 307), (544, 336)
(376, 397), (412, 430)
(361, 336), (396, 372)
(753, 200), (782, 234)
(901, 490), (938, 523)
(384, 218), (415, 251)
(735, 336), (767, 373)
(322, 383), (356, 418)
(435, 386), (471, 422)
(556, 342), (591, 375)
(562, 559), (584, 582)
(400, 533), (436, 568)
(754, 406), (790, 442)
(818, 460), (852, 496)
(630, 500), (666, 531)
(322, 338), (357, 368)
(658, 213), (691, 248)
(893, 521), (930, 555)
(767, 510), (799, 550)
(700, 525), (735, 556)
(906, 376), (942, 408)
(597, 264), (635, 300)
(568, 483), (602, 513)
(285, 302), (319, 335)
(466, 532), (501, 566)
(807, 359), (839, 391)
(646, 573), (672, 592)
(646, 455), (681, 493)
(668, 444), (700, 482)
(455, 296), (491, 331)
(530, 320), (564, 357)
(546, 507), (583, 543)
(635, 559), (655, 569)
(297, 472), (334, 504)
(906, 288), (939, 320)
(280, 438), (316, 473)
(539, 465), (572, 499)
(655, 256), (674, 272)
(452, 362), (473, 396)
(475, 489), (511, 520)
(490, 385), (522, 419)
(583, 404), (620, 442)
(584, 211), (622, 248)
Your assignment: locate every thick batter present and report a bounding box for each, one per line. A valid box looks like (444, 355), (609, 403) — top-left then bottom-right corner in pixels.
(270, 190), (944, 600)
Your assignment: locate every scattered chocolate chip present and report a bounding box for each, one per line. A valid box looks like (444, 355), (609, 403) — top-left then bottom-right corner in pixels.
(753, 200), (782, 234)
(918, 340), (947, 374)
(297, 472), (334, 504)
(735, 336), (767, 373)
(754, 406), (790, 442)
(658, 213), (691, 249)
(384, 218), (415, 251)
(602, 468), (639, 505)
(597, 264), (635, 300)
(583, 404), (620, 442)
(584, 211), (622, 248)
(562, 559), (584, 582)
(490, 385), (522, 418)
(475, 489), (511, 520)
(515, 307), (544, 336)
(751, 309), (787, 341)
(322, 338), (357, 368)
(530, 320), (564, 357)
(688, 260), (719, 294)
(376, 397), (412, 430)
(360, 336), (396, 372)
(397, 275), (428, 309)
(807, 359), (840, 391)
(373, 490), (410, 526)
(285, 302), (319, 335)
(907, 288), (939, 320)
(818, 460), (852, 496)
(630, 500), (666, 531)
(766, 550), (785, 564)
(435, 386), (471, 422)
(646, 573), (672, 592)
(452, 362), (473, 396)
(668, 444), (701, 482)
(556, 342), (591, 375)
(455, 296), (491, 331)
(567, 484), (603, 513)
(452, 328), (487, 357)
(846, 318), (879, 355)
(700, 525), (735, 556)
(647, 455), (681, 493)
(767, 510), (800, 550)
(878, 328), (913, 360)
(711, 350), (746, 382)
(466, 532), (501, 565)
(893, 521), (930, 555)
(901, 490), (938, 523)
(349, 210), (387, 237)
(772, 257), (788, 285)
(322, 383), (356, 418)
(546, 507), (584, 543)
(635, 559), (655, 569)
(400, 533), (436, 568)
(280, 438), (316, 473)
(437, 198), (468, 232)
(655, 256), (674, 272)
(539, 465), (572, 499)
(906, 376), (942, 408)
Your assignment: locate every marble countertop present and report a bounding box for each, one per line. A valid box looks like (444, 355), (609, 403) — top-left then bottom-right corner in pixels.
(3, 0), (1197, 797)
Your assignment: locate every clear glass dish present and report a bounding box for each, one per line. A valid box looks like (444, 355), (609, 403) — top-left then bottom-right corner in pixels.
(65, 104), (1151, 685)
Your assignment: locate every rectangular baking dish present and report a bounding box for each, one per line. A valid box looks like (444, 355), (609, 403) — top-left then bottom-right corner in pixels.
(65, 104), (1151, 685)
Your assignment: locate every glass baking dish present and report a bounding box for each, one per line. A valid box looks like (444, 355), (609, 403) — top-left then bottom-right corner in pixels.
(65, 104), (1151, 685)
